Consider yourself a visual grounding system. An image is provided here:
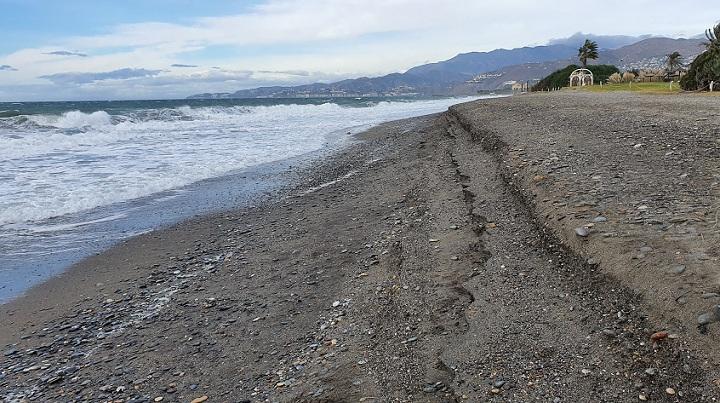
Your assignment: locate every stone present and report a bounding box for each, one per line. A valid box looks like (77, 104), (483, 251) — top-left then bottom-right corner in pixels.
(493, 380), (506, 388)
(665, 388), (676, 395)
(650, 331), (669, 341)
(671, 265), (686, 275)
(592, 216), (607, 223)
(191, 397), (208, 403)
(697, 312), (716, 325)
(601, 329), (617, 338)
(3, 348), (18, 357)
(575, 227), (589, 237)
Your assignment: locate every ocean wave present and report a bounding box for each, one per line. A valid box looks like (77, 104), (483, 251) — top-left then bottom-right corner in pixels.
(0, 96), (489, 225)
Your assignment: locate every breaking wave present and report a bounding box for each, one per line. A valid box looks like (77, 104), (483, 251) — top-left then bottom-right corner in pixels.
(0, 97), (486, 226)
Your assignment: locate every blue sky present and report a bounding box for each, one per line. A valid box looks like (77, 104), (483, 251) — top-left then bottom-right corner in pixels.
(0, 0), (718, 101)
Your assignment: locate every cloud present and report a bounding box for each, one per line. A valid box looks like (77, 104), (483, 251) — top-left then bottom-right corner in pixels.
(2, 0), (720, 100)
(258, 69), (311, 76)
(44, 50), (88, 57)
(0, 65), (17, 71)
(40, 68), (162, 84)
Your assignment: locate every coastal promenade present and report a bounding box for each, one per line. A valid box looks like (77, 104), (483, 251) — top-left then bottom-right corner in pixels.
(2, 92), (720, 401)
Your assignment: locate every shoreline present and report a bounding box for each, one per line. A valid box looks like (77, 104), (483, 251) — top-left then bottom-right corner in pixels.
(3, 93), (720, 401)
(0, 121), (359, 303)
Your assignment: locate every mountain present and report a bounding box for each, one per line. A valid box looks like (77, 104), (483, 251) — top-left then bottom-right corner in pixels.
(547, 32), (655, 50)
(403, 45), (577, 81)
(600, 38), (705, 70)
(188, 36), (705, 99)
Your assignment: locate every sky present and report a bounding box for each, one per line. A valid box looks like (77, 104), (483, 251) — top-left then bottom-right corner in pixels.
(0, 0), (718, 101)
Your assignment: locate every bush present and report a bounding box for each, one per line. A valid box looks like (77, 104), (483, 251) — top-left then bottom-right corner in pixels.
(680, 51), (720, 90)
(622, 72), (636, 82)
(532, 64), (620, 91)
(608, 72), (623, 84)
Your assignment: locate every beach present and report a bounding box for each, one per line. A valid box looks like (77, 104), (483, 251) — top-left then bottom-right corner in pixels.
(2, 92), (720, 401)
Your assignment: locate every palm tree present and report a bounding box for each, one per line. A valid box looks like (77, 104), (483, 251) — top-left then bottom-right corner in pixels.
(704, 22), (720, 54)
(578, 39), (599, 67)
(665, 51), (684, 74)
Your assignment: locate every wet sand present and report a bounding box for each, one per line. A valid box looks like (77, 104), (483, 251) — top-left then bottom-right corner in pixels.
(2, 92), (720, 402)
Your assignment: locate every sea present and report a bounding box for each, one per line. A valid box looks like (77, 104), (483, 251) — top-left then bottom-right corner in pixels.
(0, 95), (498, 302)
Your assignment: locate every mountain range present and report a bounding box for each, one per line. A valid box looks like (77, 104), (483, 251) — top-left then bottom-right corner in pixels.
(188, 34), (705, 99)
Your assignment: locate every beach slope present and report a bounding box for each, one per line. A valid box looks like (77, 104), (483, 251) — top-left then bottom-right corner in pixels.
(2, 92), (720, 402)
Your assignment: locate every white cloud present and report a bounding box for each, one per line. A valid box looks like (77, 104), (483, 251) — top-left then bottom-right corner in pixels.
(1, 0), (719, 100)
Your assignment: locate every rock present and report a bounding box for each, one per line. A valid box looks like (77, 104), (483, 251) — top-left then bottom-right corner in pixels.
(592, 216), (607, 223)
(665, 388), (676, 395)
(671, 265), (686, 275)
(332, 301), (340, 308)
(644, 368), (657, 376)
(698, 312), (715, 325)
(575, 227), (589, 237)
(154, 397), (164, 402)
(493, 380), (507, 388)
(3, 348), (18, 357)
(601, 329), (617, 338)
(191, 397), (208, 403)
(650, 331), (669, 341)
(701, 293), (720, 299)
(639, 246), (653, 253)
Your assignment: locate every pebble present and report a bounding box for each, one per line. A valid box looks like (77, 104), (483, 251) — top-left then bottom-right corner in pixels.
(191, 396), (208, 403)
(601, 329), (617, 338)
(592, 216), (607, 223)
(154, 397), (164, 402)
(671, 265), (686, 275)
(575, 227), (589, 237)
(3, 348), (18, 357)
(665, 387), (676, 395)
(698, 312), (717, 325)
(332, 300), (341, 308)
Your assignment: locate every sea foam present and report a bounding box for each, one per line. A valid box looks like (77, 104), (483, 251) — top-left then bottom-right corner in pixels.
(0, 97), (484, 226)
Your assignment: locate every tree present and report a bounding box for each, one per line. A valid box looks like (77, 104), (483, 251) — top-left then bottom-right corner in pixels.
(681, 22), (720, 90)
(578, 39), (599, 67)
(704, 22), (720, 55)
(532, 64), (619, 91)
(665, 51), (684, 74)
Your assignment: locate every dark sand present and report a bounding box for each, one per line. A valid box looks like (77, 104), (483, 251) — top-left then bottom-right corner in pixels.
(2, 92), (720, 402)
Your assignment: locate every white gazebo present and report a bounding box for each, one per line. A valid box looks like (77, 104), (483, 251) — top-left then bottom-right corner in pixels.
(569, 68), (594, 87)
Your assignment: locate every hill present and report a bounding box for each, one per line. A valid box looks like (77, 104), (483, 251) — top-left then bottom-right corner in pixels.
(187, 37), (704, 99)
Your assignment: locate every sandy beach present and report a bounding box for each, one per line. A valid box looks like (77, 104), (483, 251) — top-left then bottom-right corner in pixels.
(2, 92), (720, 402)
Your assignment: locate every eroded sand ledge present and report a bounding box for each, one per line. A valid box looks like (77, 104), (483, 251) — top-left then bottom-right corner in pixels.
(2, 92), (720, 401)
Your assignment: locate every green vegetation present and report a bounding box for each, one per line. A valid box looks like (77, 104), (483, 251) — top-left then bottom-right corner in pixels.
(581, 81), (681, 93)
(665, 51), (684, 75)
(578, 39), (599, 67)
(680, 23), (720, 91)
(532, 64), (619, 91)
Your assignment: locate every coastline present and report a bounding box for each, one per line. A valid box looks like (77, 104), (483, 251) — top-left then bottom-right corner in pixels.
(3, 93), (720, 401)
